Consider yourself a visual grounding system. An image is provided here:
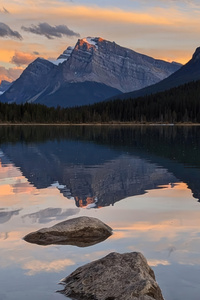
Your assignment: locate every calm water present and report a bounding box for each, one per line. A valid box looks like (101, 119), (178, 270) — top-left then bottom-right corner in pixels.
(1, 125), (200, 300)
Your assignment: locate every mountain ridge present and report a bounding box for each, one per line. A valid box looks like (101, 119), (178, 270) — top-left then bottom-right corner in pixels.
(0, 80), (13, 95)
(111, 46), (200, 100)
(0, 37), (181, 107)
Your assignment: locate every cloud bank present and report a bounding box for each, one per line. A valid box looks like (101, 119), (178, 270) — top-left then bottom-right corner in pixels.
(0, 7), (9, 14)
(21, 22), (80, 39)
(11, 51), (37, 67)
(0, 23), (22, 40)
(0, 66), (22, 83)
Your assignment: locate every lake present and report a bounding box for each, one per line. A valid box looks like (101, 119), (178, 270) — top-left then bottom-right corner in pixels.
(0, 125), (200, 300)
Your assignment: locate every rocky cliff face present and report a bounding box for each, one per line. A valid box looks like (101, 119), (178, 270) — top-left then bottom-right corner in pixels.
(61, 37), (181, 92)
(57, 46), (74, 60)
(0, 37), (181, 107)
(2, 58), (58, 104)
(116, 46), (200, 100)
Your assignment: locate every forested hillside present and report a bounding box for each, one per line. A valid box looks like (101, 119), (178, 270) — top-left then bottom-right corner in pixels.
(0, 80), (200, 124)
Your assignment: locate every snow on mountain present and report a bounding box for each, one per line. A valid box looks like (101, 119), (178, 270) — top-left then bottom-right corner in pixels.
(0, 37), (181, 107)
(82, 37), (99, 49)
(48, 58), (67, 66)
(0, 80), (13, 94)
(61, 37), (181, 93)
(57, 46), (74, 60)
(49, 46), (74, 65)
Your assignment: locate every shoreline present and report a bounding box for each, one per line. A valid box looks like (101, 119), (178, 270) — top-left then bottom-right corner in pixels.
(0, 122), (200, 126)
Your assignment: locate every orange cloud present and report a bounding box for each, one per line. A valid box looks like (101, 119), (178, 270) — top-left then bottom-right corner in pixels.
(0, 161), (22, 179)
(135, 48), (192, 64)
(0, 65), (23, 83)
(0, 3), (199, 66)
(147, 259), (170, 267)
(148, 182), (191, 199)
(23, 258), (75, 275)
(8, 3), (184, 26)
(0, 231), (21, 243)
(11, 51), (37, 66)
(12, 179), (36, 194)
(0, 49), (15, 63)
(0, 184), (14, 196)
(109, 207), (200, 242)
(60, 6), (172, 25)
(10, 4), (200, 30)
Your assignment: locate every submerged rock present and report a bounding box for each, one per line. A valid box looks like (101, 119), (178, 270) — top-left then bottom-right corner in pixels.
(59, 252), (164, 300)
(23, 216), (112, 247)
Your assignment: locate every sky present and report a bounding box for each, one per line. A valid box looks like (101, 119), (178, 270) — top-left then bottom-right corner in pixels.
(0, 0), (200, 82)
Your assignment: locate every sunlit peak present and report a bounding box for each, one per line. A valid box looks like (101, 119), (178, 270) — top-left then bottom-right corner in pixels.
(78, 37), (104, 50)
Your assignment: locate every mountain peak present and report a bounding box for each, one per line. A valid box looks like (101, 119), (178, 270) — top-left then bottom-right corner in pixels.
(34, 57), (50, 64)
(192, 47), (200, 61)
(0, 36), (181, 107)
(76, 37), (104, 50)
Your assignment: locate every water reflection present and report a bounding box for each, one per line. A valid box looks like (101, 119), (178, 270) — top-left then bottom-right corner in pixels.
(1, 125), (200, 206)
(0, 125), (200, 300)
(0, 209), (21, 223)
(0, 126), (183, 208)
(22, 208), (80, 224)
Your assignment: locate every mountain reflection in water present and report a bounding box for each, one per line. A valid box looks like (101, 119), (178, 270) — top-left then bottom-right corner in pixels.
(0, 125), (200, 207)
(1, 125), (200, 300)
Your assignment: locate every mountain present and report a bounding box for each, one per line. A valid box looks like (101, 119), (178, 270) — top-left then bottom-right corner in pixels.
(36, 81), (122, 107)
(1, 126), (200, 207)
(0, 80), (13, 95)
(49, 46), (74, 65)
(0, 126), (178, 208)
(113, 47), (200, 100)
(0, 37), (181, 107)
(59, 37), (180, 93)
(0, 58), (58, 104)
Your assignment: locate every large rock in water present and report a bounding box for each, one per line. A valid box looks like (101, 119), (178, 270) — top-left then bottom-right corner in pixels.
(23, 216), (112, 247)
(59, 252), (164, 300)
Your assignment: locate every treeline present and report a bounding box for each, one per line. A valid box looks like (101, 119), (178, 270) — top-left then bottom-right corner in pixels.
(1, 80), (200, 123)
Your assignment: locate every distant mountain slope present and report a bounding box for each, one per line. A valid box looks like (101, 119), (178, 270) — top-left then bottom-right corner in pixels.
(0, 37), (181, 107)
(0, 80), (13, 95)
(1, 79), (200, 124)
(0, 58), (58, 104)
(113, 47), (200, 100)
(34, 81), (122, 107)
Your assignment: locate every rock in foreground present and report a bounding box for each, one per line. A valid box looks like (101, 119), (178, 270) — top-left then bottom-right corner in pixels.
(23, 216), (112, 247)
(59, 252), (164, 300)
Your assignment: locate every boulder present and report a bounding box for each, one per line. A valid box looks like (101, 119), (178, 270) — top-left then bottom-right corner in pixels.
(59, 252), (164, 300)
(23, 216), (112, 247)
